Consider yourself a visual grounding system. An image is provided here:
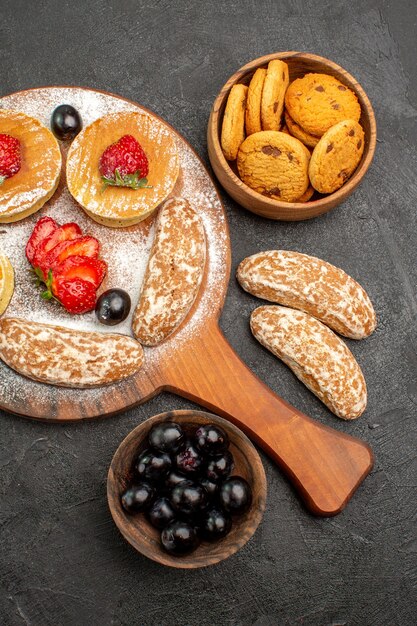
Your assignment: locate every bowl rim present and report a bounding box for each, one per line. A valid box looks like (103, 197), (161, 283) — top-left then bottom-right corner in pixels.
(107, 409), (267, 569)
(208, 50), (377, 217)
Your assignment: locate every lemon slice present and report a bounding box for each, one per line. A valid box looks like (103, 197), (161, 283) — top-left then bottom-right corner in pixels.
(0, 253), (14, 315)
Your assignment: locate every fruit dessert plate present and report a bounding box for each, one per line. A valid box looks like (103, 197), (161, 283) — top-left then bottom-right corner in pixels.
(0, 87), (372, 516)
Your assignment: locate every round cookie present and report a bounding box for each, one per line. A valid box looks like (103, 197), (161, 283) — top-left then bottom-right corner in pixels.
(221, 84), (248, 161)
(237, 131), (310, 202)
(261, 60), (289, 131)
(0, 110), (61, 223)
(296, 184), (315, 202)
(279, 184), (314, 203)
(284, 110), (319, 148)
(245, 68), (266, 136)
(285, 73), (361, 137)
(285, 184), (315, 203)
(309, 119), (365, 194)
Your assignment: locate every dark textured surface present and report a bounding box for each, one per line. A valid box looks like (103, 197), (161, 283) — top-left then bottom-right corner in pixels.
(0, 1), (416, 624)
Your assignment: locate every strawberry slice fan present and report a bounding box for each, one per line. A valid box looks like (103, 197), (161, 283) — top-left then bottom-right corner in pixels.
(26, 217), (107, 315)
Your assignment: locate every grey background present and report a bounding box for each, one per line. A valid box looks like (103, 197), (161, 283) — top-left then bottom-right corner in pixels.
(0, 0), (416, 624)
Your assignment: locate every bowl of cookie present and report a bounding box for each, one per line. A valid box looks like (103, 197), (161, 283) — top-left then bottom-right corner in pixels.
(207, 51), (376, 221)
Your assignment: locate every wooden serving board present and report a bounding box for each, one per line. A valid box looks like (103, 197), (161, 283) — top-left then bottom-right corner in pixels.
(0, 87), (373, 516)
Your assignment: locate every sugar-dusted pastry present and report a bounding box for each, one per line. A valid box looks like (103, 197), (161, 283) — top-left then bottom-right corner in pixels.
(237, 250), (376, 339)
(66, 112), (179, 227)
(133, 197), (206, 345)
(251, 305), (367, 419)
(0, 317), (144, 387)
(0, 110), (62, 223)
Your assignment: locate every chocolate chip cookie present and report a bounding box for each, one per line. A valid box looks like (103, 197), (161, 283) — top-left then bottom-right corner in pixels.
(284, 110), (319, 148)
(261, 60), (289, 131)
(285, 73), (361, 137)
(237, 130), (310, 202)
(245, 68), (266, 136)
(221, 84), (248, 160)
(309, 119), (365, 193)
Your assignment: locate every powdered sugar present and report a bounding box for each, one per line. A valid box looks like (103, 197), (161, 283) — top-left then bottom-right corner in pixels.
(0, 109), (62, 219)
(0, 185), (154, 336)
(0, 87), (228, 416)
(66, 111), (178, 220)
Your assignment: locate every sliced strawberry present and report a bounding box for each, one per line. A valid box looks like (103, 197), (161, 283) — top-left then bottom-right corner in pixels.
(51, 236), (100, 266)
(53, 278), (97, 314)
(26, 217), (107, 315)
(51, 255), (107, 291)
(36, 237), (81, 277)
(33, 222), (82, 270)
(38, 236), (100, 278)
(25, 216), (58, 264)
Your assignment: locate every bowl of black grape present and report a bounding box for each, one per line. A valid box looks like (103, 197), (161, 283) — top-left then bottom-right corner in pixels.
(107, 410), (267, 568)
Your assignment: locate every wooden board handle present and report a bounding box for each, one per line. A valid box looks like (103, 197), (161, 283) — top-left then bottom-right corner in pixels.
(158, 321), (374, 516)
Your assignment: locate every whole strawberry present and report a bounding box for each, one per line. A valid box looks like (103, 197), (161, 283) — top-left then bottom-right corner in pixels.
(99, 134), (151, 190)
(0, 134), (21, 185)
